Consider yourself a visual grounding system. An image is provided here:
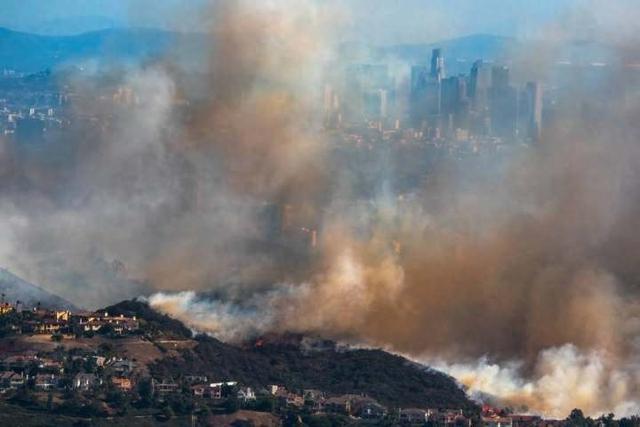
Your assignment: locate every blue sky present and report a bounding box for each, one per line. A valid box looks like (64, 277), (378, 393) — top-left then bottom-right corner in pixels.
(0, 0), (621, 44)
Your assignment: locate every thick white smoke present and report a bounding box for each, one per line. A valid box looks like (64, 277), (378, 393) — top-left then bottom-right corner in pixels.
(2, 0), (640, 419)
(432, 345), (640, 418)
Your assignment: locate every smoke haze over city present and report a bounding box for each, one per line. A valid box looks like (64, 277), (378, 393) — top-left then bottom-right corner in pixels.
(1, 0), (640, 420)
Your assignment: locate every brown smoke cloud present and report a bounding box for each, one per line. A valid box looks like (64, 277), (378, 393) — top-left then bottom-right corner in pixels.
(1, 0), (640, 418)
(145, 1), (640, 417)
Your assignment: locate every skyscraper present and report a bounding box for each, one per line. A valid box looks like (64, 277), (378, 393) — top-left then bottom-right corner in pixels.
(491, 66), (510, 89)
(442, 76), (468, 132)
(469, 60), (492, 111)
(410, 65), (430, 126)
(410, 49), (446, 128)
(430, 48), (445, 82)
(489, 65), (518, 139)
(524, 81), (543, 142)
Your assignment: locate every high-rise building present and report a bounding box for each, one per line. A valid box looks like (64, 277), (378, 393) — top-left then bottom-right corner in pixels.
(524, 81), (543, 142)
(344, 64), (392, 123)
(469, 60), (492, 111)
(410, 65), (430, 126)
(410, 49), (446, 129)
(491, 66), (510, 89)
(489, 65), (518, 139)
(379, 89), (388, 119)
(442, 76), (469, 133)
(430, 49), (445, 82)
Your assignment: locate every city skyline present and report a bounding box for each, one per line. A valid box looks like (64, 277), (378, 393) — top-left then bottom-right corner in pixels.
(0, 0), (639, 422)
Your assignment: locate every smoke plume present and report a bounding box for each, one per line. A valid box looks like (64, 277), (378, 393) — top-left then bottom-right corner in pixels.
(1, 0), (640, 418)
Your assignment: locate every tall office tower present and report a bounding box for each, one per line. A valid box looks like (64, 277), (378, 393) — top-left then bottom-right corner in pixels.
(490, 65), (518, 139)
(442, 76), (468, 132)
(410, 65), (430, 126)
(430, 48), (445, 82)
(410, 49), (445, 129)
(491, 65), (510, 89)
(426, 48), (445, 117)
(524, 81), (543, 142)
(379, 89), (388, 119)
(469, 60), (492, 111)
(345, 64), (391, 123)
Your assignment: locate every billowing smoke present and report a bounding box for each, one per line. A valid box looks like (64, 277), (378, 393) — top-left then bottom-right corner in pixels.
(433, 345), (640, 418)
(1, 0), (640, 418)
(0, 0), (338, 303)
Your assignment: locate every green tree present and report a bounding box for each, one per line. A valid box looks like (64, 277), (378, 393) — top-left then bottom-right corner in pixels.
(161, 405), (175, 420)
(137, 377), (153, 407)
(46, 392), (54, 411)
(567, 409), (590, 427)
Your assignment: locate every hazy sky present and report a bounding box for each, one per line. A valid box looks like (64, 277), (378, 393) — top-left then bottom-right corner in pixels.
(0, 0), (628, 44)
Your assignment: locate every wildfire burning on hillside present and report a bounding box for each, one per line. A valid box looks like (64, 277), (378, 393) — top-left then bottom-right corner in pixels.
(1, 0), (640, 418)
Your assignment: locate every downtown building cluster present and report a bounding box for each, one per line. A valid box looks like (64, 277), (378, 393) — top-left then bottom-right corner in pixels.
(324, 49), (544, 146)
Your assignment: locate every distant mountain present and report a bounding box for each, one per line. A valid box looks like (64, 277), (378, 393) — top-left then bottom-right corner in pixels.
(378, 33), (621, 75)
(15, 16), (124, 36)
(0, 268), (78, 310)
(376, 34), (519, 75)
(1, 29), (515, 75)
(0, 29), (623, 75)
(0, 27), (207, 73)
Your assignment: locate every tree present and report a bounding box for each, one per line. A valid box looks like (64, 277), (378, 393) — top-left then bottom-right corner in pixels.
(224, 397), (239, 414)
(47, 392), (54, 411)
(160, 405), (174, 420)
(137, 377), (153, 407)
(567, 409), (591, 427)
(597, 413), (618, 427)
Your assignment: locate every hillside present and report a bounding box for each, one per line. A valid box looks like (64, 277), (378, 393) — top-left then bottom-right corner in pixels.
(105, 298), (476, 410)
(1, 29), (512, 74)
(156, 334), (476, 409)
(0, 27), (206, 73)
(0, 268), (78, 310)
(380, 34), (517, 62)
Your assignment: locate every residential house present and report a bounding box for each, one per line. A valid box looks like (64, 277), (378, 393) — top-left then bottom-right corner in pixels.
(207, 382), (237, 400)
(34, 319), (64, 334)
(185, 375), (208, 384)
(153, 378), (180, 395)
(75, 312), (139, 335)
(35, 374), (59, 391)
(303, 389), (325, 402)
(0, 371), (24, 391)
(268, 384), (285, 395)
(484, 417), (514, 427)
(3, 353), (38, 370)
(511, 415), (542, 427)
(208, 383), (223, 399)
(37, 358), (64, 373)
(73, 373), (101, 391)
(351, 397), (387, 420)
(285, 392), (305, 408)
(191, 384), (206, 398)
(0, 302), (14, 315)
(237, 387), (256, 402)
(111, 377), (133, 393)
(324, 395), (352, 414)
(93, 356), (107, 368)
(400, 408), (429, 424)
(303, 389), (325, 411)
(55, 310), (71, 322)
(272, 386), (304, 408)
(109, 359), (135, 376)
